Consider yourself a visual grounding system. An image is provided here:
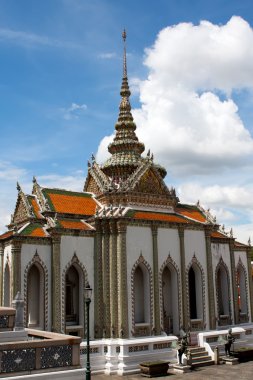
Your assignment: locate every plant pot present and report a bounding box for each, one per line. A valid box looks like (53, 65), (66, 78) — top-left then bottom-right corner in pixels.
(232, 348), (253, 362)
(139, 361), (169, 377)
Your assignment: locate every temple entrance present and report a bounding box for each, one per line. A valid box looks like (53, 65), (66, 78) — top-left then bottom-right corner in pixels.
(236, 264), (248, 322)
(162, 265), (179, 335)
(188, 264), (203, 330)
(133, 263), (151, 336)
(65, 265), (80, 326)
(27, 264), (44, 329)
(217, 264), (230, 325)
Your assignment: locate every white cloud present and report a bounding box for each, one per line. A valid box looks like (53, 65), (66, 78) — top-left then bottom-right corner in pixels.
(97, 16), (253, 175)
(61, 102), (87, 120)
(178, 183), (253, 209)
(38, 172), (84, 191)
(129, 77), (142, 95)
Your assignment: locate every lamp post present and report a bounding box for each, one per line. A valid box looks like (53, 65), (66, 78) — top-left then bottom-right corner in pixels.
(84, 284), (92, 380)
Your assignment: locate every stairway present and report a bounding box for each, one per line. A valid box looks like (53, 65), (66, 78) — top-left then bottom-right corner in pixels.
(188, 346), (214, 368)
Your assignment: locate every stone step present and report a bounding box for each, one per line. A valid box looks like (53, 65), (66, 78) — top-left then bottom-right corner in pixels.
(191, 355), (212, 363)
(187, 346), (214, 368)
(191, 359), (214, 368)
(190, 351), (209, 358)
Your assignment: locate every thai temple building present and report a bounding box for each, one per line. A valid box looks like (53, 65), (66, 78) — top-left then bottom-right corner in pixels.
(0, 31), (252, 347)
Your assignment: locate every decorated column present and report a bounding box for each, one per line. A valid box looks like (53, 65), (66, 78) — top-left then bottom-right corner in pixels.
(229, 239), (239, 324)
(246, 247), (253, 322)
(205, 228), (216, 329)
(151, 224), (161, 335)
(94, 220), (103, 338)
(109, 220), (118, 337)
(178, 227), (188, 330)
(102, 220), (110, 337)
(11, 241), (21, 302)
(51, 235), (61, 332)
(117, 221), (128, 338)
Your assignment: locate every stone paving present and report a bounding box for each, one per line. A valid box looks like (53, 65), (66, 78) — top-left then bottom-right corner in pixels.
(92, 361), (253, 379)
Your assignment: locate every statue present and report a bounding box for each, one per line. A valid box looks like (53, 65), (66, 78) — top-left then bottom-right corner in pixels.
(224, 328), (235, 357)
(178, 334), (188, 365)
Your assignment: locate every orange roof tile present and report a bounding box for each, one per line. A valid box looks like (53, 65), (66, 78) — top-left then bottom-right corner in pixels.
(29, 227), (47, 237)
(0, 231), (13, 240)
(132, 211), (190, 223)
(43, 189), (97, 216)
(20, 223), (47, 238)
(58, 219), (92, 230)
(177, 206), (207, 223)
(211, 231), (228, 239)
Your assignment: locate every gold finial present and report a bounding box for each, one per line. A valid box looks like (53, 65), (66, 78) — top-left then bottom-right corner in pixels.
(122, 29), (126, 42)
(122, 29), (127, 79)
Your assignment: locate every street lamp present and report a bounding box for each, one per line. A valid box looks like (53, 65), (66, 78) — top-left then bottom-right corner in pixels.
(84, 283), (92, 380)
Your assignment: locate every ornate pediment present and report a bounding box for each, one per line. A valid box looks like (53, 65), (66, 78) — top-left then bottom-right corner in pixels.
(12, 191), (34, 226)
(133, 167), (168, 195)
(84, 173), (103, 196)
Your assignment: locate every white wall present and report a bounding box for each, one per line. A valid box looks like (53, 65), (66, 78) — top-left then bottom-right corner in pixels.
(157, 228), (180, 270)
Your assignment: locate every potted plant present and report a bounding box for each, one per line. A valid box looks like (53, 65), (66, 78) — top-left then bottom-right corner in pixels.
(232, 347), (253, 362)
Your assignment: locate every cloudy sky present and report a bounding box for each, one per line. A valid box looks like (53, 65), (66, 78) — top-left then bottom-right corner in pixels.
(1, 0), (253, 243)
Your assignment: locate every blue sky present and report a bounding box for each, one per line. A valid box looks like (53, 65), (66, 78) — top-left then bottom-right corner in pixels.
(1, 0), (253, 243)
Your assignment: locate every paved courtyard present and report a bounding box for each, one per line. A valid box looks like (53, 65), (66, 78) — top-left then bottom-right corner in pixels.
(92, 361), (253, 379)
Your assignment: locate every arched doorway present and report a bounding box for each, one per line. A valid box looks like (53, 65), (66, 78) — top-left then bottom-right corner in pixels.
(188, 264), (204, 329)
(216, 263), (230, 325)
(65, 265), (80, 326)
(236, 263), (248, 323)
(27, 263), (44, 329)
(133, 263), (151, 336)
(162, 265), (179, 334)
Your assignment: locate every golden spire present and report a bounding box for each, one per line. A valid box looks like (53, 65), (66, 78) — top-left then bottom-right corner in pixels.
(122, 29), (127, 79)
(102, 30), (145, 180)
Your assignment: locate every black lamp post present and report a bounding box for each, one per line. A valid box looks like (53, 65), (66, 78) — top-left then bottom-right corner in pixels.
(84, 284), (92, 380)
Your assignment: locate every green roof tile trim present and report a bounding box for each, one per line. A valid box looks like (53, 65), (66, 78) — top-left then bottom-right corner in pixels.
(125, 209), (136, 218)
(42, 188), (92, 197)
(20, 223), (44, 236)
